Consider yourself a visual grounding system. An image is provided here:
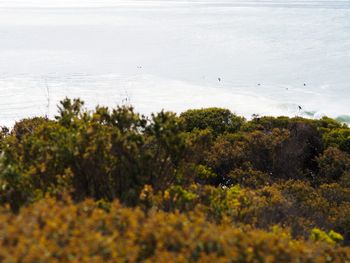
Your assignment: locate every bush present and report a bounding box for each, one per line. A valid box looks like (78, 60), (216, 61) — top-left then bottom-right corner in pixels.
(310, 228), (344, 245)
(323, 128), (350, 153)
(0, 99), (191, 210)
(316, 147), (350, 184)
(180, 108), (245, 136)
(205, 124), (322, 183)
(227, 168), (271, 189)
(2, 99), (350, 259)
(1, 196), (350, 262)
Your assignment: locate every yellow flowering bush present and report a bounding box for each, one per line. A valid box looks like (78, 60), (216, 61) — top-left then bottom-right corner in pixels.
(1, 196), (350, 263)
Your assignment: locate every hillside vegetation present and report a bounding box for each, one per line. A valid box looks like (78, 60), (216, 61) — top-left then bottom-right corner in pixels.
(1, 98), (350, 262)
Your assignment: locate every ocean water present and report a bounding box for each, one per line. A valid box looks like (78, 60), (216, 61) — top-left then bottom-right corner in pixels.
(0, 0), (350, 126)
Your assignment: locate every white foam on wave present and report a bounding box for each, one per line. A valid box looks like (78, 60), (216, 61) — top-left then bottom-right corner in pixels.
(0, 73), (275, 126)
(1, 73), (348, 127)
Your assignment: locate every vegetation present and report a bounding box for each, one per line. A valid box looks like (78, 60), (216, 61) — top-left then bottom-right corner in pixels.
(1, 98), (350, 262)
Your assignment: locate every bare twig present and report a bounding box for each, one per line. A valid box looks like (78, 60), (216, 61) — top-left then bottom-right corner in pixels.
(44, 78), (50, 118)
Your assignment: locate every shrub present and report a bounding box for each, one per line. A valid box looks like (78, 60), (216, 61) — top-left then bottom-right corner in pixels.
(180, 108), (245, 136)
(316, 147), (350, 184)
(0, 99), (191, 210)
(323, 128), (350, 153)
(2, 99), (350, 258)
(226, 168), (271, 189)
(1, 196), (350, 262)
(310, 228), (344, 245)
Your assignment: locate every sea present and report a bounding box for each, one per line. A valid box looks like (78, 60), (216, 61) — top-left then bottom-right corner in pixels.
(0, 0), (350, 126)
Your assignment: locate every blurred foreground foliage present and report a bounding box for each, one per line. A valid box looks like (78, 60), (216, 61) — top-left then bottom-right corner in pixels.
(1, 98), (350, 261)
(1, 196), (350, 262)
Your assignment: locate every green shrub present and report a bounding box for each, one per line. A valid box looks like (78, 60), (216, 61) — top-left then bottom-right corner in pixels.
(310, 228), (344, 245)
(316, 147), (350, 184)
(180, 108), (245, 136)
(0, 99), (191, 210)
